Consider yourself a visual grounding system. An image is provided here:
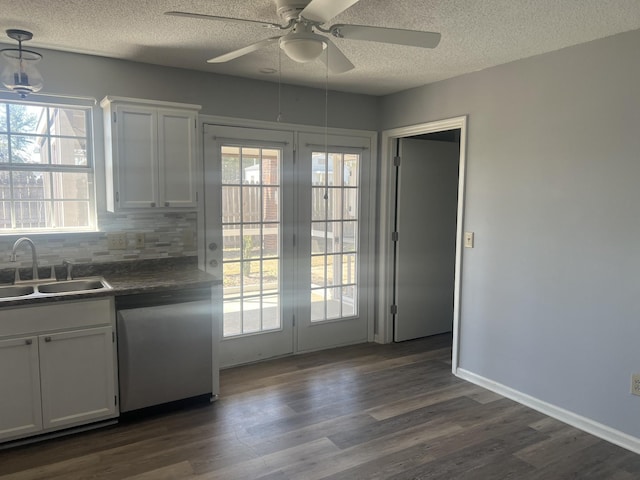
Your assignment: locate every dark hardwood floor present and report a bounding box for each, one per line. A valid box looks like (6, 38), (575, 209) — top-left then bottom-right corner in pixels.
(2, 334), (640, 479)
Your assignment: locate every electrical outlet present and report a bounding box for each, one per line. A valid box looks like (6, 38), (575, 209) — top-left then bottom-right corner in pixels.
(631, 374), (640, 396)
(135, 233), (145, 249)
(107, 233), (127, 250)
(182, 229), (194, 248)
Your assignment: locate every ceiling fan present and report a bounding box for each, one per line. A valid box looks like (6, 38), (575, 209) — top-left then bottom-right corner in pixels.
(165, 0), (441, 74)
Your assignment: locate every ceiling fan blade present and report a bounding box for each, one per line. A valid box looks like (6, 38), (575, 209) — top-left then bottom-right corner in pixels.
(319, 37), (355, 74)
(300, 0), (360, 24)
(207, 37), (282, 63)
(165, 11), (283, 30)
(330, 24), (441, 48)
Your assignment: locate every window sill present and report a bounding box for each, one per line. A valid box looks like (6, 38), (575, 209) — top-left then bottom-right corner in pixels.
(0, 230), (101, 240)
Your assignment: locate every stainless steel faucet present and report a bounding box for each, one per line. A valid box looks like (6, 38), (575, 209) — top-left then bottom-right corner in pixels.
(10, 237), (39, 281)
(62, 258), (75, 281)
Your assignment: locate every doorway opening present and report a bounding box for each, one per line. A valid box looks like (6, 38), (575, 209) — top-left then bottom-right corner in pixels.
(378, 116), (467, 373)
(393, 131), (461, 342)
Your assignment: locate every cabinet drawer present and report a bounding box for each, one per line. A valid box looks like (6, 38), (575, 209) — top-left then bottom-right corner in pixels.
(0, 297), (114, 337)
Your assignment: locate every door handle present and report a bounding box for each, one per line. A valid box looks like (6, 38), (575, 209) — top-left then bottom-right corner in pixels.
(44, 336), (52, 343)
(209, 259), (218, 267)
(208, 242), (218, 251)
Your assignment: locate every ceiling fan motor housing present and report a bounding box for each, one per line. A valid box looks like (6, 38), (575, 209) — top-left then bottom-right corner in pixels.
(275, 0), (310, 22)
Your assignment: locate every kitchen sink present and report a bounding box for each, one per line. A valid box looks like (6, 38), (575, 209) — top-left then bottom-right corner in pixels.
(0, 277), (112, 302)
(37, 278), (109, 294)
(0, 284), (35, 299)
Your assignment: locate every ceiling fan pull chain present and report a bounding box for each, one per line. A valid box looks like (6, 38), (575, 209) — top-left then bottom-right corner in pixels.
(324, 43), (329, 198)
(277, 44), (283, 122)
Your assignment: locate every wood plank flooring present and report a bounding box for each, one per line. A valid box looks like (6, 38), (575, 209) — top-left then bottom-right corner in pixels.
(2, 334), (640, 479)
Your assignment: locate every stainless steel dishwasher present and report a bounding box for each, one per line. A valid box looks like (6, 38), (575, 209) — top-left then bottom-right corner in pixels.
(116, 287), (213, 412)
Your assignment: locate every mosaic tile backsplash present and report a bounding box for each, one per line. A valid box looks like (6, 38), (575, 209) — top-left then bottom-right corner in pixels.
(0, 211), (198, 270)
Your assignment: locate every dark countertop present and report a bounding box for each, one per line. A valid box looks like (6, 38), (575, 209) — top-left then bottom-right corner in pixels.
(0, 257), (220, 308)
(106, 265), (219, 296)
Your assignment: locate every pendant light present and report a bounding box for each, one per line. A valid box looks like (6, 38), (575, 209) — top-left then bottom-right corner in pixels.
(1, 29), (44, 98)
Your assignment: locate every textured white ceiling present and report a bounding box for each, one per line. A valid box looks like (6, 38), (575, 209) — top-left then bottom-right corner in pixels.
(1, 0), (640, 96)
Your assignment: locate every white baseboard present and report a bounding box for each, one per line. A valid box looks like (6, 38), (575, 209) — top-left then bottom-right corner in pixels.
(456, 368), (640, 455)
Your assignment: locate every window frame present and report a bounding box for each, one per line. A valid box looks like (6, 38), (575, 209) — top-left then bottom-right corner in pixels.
(0, 95), (97, 234)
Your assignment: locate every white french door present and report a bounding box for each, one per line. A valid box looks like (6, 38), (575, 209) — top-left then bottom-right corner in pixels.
(205, 125), (295, 367)
(204, 125), (373, 366)
(296, 133), (372, 352)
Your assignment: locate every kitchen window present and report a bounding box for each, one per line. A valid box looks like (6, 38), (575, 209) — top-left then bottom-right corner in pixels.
(0, 100), (96, 232)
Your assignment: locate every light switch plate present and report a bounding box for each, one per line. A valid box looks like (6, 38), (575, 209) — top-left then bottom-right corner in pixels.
(631, 374), (640, 396)
(182, 229), (194, 248)
(464, 232), (474, 248)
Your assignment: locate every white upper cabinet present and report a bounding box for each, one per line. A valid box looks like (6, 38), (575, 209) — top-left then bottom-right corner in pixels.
(158, 109), (199, 208)
(101, 97), (201, 211)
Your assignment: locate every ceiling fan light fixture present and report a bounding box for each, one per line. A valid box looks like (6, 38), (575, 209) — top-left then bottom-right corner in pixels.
(280, 33), (326, 63)
(0, 29), (43, 98)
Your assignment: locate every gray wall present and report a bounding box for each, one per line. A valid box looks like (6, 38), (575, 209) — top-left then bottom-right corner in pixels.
(20, 45), (379, 130)
(381, 28), (640, 438)
(0, 47), (378, 267)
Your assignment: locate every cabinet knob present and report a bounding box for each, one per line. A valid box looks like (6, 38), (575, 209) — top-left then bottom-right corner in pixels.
(208, 242), (218, 251)
(209, 259), (218, 268)
(44, 336), (52, 342)
(165, 201), (170, 207)
(25, 339), (32, 345)
(150, 202), (156, 207)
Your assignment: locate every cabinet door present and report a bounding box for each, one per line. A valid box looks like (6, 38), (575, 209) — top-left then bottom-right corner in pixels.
(158, 109), (198, 208)
(39, 326), (116, 430)
(0, 336), (42, 441)
(115, 105), (159, 208)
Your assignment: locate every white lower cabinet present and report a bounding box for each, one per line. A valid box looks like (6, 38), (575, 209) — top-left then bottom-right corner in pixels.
(0, 298), (118, 443)
(39, 326), (116, 430)
(0, 336), (42, 440)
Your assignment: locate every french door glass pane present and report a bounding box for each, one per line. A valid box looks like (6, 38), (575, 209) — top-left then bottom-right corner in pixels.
(222, 145), (282, 337)
(262, 224), (279, 257)
(310, 151), (360, 323)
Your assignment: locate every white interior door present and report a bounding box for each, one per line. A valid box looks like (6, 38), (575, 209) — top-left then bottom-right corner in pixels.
(394, 137), (460, 341)
(296, 133), (373, 352)
(205, 125), (295, 367)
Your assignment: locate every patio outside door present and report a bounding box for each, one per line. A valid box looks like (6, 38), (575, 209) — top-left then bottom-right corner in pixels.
(204, 126), (373, 366)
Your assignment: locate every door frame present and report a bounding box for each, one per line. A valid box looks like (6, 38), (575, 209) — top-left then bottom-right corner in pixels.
(378, 116), (467, 373)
